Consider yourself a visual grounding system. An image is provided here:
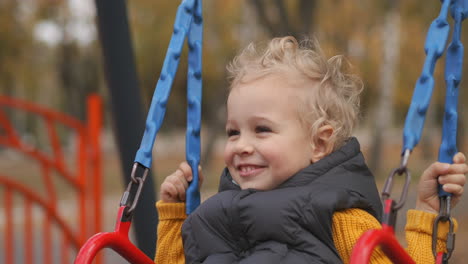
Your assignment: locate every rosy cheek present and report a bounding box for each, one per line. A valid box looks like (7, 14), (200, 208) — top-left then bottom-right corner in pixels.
(263, 151), (284, 172)
(223, 144), (233, 166)
(260, 147), (276, 161)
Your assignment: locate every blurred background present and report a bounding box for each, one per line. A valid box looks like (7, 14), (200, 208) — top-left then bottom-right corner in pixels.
(0, 0), (467, 263)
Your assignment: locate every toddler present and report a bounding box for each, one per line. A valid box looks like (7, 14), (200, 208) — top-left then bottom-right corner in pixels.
(155, 36), (467, 264)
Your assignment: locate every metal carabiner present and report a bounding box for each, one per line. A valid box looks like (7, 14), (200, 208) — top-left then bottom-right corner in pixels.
(120, 163), (150, 219)
(381, 165), (411, 211)
(432, 216), (455, 261)
(432, 196), (456, 260)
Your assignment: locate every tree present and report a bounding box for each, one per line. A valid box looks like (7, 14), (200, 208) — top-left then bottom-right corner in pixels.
(248, 0), (316, 38)
(369, 0), (400, 173)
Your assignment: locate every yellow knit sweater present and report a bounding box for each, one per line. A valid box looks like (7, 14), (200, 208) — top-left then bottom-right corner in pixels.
(154, 201), (456, 264)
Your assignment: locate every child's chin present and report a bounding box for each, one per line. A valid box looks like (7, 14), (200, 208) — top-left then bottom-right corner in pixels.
(240, 182), (271, 191)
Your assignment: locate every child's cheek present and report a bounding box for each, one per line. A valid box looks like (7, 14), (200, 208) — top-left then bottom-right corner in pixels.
(223, 143), (234, 166)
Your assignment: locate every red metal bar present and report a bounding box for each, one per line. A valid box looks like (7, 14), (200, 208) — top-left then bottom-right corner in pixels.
(41, 162), (57, 264)
(0, 138), (82, 189)
(88, 94), (103, 263)
(436, 252), (444, 264)
(0, 96), (87, 189)
(24, 199), (33, 264)
(41, 164), (56, 205)
(74, 206), (154, 264)
(78, 131), (88, 243)
(350, 223), (416, 264)
(44, 215), (52, 264)
(46, 116), (65, 171)
(5, 189), (14, 264)
(0, 96), (85, 130)
(62, 234), (69, 264)
(0, 108), (21, 146)
(0, 94), (103, 263)
(0, 177), (81, 247)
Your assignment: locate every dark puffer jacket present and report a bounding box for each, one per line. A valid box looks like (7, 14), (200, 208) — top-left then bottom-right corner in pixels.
(182, 137), (382, 263)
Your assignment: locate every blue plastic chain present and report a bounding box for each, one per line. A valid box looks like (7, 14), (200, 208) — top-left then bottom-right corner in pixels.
(438, 0), (467, 196)
(402, 0), (466, 197)
(134, 0), (203, 214)
(402, 0), (453, 152)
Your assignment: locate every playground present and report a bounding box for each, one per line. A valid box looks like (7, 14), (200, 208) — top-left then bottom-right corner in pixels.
(1, 0), (468, 263)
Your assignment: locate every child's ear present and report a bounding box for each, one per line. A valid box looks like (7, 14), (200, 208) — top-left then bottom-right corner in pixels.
(311, 125), (334, 163)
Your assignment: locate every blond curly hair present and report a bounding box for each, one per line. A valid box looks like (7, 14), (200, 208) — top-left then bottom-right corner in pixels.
(226, 36), (363, 150)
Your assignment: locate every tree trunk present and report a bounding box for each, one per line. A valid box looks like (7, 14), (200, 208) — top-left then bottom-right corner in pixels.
(369, 6), (400, 173)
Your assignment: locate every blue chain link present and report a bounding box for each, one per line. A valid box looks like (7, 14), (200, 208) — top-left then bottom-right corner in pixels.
(402, 0), (466, 196)
(437, 0), (467, 197)
(431, 2), (467, 260)
(134, 0), (203, 214)
(389, 1), (467, 260)
(402, 0), (453, 152)
(185, 0), (203, 214)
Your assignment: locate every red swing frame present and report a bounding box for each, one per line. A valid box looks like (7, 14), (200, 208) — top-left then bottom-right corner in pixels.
(350, 200), (415, 264)
(75, 206), (154, 264)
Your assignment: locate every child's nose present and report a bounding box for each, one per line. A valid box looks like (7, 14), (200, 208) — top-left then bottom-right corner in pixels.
(234, 136), (254, 155)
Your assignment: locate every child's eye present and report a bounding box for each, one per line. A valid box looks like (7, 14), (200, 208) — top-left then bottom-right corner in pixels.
(226, 129), (239, 137)
(255, 126), (272, 133)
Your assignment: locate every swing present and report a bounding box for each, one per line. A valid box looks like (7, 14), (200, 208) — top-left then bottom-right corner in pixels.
(75, 0), (202, 263)
(75, 0), (467, 263)
(350, 0), (467, 263)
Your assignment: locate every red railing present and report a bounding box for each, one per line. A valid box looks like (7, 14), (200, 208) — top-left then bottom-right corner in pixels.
(0, 94), (102, 264)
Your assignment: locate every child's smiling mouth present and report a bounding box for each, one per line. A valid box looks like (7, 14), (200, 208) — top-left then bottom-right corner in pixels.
(236, 164), (266, 178)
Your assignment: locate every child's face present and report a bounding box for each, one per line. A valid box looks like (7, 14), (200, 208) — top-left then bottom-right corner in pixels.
(224, 75), (314, 190)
